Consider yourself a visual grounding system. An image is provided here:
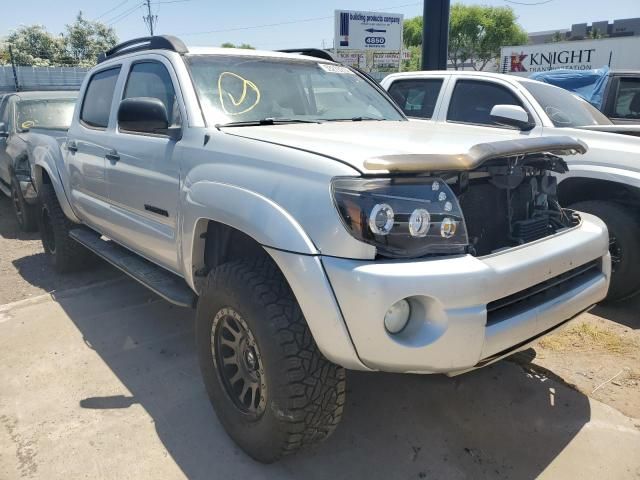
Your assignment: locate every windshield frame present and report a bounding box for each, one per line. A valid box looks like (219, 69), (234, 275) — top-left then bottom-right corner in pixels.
(15, 97), (77, 132)
(182, 53), (407, 128)
(520, 80), (612, 128)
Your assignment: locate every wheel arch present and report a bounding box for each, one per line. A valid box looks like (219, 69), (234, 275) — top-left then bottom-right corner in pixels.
(33, 162), (80, 223)
(558, 176), (640, 212)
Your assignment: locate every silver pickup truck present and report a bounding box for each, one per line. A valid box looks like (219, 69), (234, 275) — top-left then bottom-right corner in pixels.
(34, 36), (610, 463)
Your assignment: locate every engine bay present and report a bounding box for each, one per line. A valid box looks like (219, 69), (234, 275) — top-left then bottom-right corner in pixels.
(453, 153), (579, 256)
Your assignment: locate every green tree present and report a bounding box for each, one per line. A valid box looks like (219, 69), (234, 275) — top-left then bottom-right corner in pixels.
(220, 42), (255, 49)
(2, 25), (64, 66)
(61, 12), (118, 66)
(402, 4), (527, 71)
(587, 27), (603, 39)
(403, 16), (423, 47)
(551, 31), (566, 43)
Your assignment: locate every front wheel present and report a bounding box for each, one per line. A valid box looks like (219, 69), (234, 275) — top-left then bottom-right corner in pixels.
(196, 257), (346, 463)
(38, 183), (93, 273)
(570, 201), (640, 301)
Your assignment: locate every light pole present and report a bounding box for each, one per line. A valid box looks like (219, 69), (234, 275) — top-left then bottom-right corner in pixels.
(421, 0), (450, 70)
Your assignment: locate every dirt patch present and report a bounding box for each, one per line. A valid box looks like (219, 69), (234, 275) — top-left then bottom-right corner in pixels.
(0, 195), (121, 305)
(525, 304), (640, 419)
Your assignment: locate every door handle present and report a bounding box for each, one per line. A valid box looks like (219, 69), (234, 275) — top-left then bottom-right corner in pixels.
(67, 141), (78, 152)
(105, 150), (120, 163)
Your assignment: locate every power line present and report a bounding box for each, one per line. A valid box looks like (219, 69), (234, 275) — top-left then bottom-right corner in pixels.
(106, 2), (144, 26)
(94, 0), (131, 21)
(503, 0), (554, 5)
(177, 1), (422, 37)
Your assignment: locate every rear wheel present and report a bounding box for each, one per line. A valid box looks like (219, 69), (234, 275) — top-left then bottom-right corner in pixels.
(570, 201), (640, 301)
(38, 183), (93, 273)
(11, 176), (37, 232)
(196, 257), (346, 463)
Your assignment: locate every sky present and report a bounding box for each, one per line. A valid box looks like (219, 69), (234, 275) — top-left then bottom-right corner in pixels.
(1, 0), (639, 50)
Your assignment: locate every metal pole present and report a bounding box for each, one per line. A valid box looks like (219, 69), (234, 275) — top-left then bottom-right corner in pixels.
(8, 45), (19, 92)
(144, 0), (156, 36)
(421, 0), (450, 70)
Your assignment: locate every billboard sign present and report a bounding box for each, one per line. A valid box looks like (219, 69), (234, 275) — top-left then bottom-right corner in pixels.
(500, 36), (640, 76)
(335, 10), (404, 51)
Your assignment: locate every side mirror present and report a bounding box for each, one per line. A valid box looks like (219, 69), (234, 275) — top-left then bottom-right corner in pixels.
(0, 122), (8, 138)
(118, 97), (180, 139)
(490, 105), (535, 131)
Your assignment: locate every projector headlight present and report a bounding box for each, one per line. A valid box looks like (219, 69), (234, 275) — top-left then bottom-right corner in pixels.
(332, 177), (469, 258)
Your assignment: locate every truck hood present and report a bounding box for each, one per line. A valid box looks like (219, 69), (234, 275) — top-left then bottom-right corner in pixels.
(578, 124), (640, 137)
(222, 121), (585, 173)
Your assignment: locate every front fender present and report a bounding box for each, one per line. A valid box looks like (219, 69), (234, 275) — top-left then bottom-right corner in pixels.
(181, 180), (319, 287)
(559, 164), (640, 190)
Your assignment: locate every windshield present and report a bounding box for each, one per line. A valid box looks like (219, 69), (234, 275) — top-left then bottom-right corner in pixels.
(185, 55), (404, 125)
(522, 81), (612, 128)
(16, 98), (76, 131)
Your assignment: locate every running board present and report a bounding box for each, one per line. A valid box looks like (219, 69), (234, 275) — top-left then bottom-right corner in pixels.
(69, 228), (197, 308)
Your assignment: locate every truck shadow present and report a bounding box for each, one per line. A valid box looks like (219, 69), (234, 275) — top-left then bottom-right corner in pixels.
(592, 294), (640, 330)
(48, 279), (593, 480)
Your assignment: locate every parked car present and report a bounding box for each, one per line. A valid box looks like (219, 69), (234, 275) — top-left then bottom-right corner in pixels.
(32, 36), (609, 462)
(381, 70), (639, 301)
(530, 68), (640, 127)
(0, 91), (77, 231)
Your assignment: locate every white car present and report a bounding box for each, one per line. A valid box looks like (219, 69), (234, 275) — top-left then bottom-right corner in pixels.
(381, 71), (640, 301)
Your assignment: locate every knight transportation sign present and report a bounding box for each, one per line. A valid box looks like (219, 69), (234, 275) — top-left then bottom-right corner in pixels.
(500, 36), (640, 76)
(334, 10), (404, 51)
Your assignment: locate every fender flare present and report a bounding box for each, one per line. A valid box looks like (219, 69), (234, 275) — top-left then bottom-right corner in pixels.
(181, 180), (319, 287)
(33, 156), (80, 223)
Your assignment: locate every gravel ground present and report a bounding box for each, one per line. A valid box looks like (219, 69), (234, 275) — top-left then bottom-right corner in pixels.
(0, 195), (120, 304)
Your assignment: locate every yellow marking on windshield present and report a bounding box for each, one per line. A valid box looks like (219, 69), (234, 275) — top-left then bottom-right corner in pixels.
(218, 71), (261, 115)
(21, 120), (35, 130)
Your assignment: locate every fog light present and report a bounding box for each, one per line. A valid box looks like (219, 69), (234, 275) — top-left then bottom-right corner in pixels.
(384, 299), (411, 334)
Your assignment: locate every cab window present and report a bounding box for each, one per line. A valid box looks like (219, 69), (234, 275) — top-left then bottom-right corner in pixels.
(613, 78), (640, 120)
(122, 61), (181, 127)
(80, 67), (121, 129)
(447, 79), (526, 127)
(388, 79), (443, 119)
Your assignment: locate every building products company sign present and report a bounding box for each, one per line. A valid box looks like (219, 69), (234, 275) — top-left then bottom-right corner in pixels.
(334, 10), (403, 51)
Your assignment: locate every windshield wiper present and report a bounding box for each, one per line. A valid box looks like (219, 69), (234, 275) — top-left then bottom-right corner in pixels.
(324, 116), (385, 122)
(216, 118), (322, 128)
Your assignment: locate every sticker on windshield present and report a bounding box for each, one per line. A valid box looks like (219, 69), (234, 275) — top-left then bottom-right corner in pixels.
(318, 63), (354, 74)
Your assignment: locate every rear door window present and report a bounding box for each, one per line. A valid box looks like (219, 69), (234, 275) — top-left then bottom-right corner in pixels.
(613, 78), (640, 120)
(388, 79), (444, 119)
(447, 79), (526, 127)
(80, 67), (121, 129)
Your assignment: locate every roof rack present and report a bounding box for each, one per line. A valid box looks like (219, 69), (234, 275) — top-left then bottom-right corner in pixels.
(277, 49), (336, 62)
(98, 35), (188, 63)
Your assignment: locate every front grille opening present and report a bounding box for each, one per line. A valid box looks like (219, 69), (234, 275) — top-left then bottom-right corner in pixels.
(486, 259), (601, 326)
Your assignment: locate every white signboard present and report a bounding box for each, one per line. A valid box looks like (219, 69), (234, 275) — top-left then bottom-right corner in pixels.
(500, 36), (640, 76)
(334, 10), (404, 52)
(335, 51), (411, 69)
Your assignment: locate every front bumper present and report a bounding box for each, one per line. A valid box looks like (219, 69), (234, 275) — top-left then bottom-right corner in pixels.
(321, 213), (610, 373)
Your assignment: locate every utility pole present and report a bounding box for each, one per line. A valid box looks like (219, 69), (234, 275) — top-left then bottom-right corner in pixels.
(421, 0), (450, 70)
(143, 0), (157, 36)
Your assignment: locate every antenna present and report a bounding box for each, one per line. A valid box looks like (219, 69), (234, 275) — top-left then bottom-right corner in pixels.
(143, 0), (158, 36)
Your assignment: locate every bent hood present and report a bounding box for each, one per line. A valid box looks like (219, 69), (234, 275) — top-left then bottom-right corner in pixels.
(222, 121), (584, 173)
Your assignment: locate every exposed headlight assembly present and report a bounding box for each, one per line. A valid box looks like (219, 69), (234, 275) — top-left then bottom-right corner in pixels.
(332, 177), (469, 258)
